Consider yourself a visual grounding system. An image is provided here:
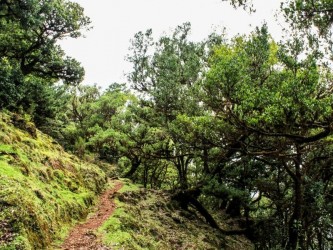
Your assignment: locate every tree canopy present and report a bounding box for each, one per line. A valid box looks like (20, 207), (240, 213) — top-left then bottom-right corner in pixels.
(0, 0), (89, 113)
(2, 1), (333, 249)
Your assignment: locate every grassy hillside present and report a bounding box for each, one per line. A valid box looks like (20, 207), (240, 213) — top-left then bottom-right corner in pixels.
(0, 111), (253, 249)
(0, 112), (107, 249)
(98, 179), (253, 250)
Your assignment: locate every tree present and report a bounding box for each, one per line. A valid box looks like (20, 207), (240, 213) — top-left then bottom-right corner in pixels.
(86, 87), (173, 188)
(224, 0), (333, 41)
(0, 0), (89, 117)
(62, 84), (101, 152)
(127, 23), (207, 189)
(203, 24), (333, 249)
(282, 0), (333, 36)
(0, 0), (89, 83)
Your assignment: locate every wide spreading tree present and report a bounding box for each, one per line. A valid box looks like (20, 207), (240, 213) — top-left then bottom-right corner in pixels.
(0, 0), (89, 119)
(202, 23), (333, 248)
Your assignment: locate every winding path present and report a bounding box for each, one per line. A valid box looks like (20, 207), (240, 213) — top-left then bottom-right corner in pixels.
(61, 181), (123, 250)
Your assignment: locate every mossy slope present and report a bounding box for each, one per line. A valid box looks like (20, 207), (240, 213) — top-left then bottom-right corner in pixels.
(0, 112), (107, 249)
(99, 179), (253, 250)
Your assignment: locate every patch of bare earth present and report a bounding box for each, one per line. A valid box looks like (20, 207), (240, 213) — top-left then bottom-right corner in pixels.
(61, 181), (123, 250)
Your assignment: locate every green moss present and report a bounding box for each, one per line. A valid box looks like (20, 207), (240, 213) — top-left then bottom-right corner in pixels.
(98, 183), (165, 249)
(0, 112), (107, 249)
(0, 161), (21, 177)
(99, 201), (145, 250)
(98, 183), (253, 250)
(0, 144), (15, 153)
(100, 206), (132, 245)
(0, 167), (98, 248)
(118, 179), (140, 193)
(0, 235), (31, 250)
(98, 180), (142, 249)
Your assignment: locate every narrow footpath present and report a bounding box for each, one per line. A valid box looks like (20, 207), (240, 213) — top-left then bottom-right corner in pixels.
(61, 181), (123, 250)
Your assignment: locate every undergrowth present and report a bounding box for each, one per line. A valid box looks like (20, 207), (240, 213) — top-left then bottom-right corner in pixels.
(99, 180), (253, 250)
(0, 112), (107, 249)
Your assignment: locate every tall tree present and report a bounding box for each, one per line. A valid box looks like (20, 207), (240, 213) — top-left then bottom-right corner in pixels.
(127, 23), (206, 189)
(203, 25), (333, 249)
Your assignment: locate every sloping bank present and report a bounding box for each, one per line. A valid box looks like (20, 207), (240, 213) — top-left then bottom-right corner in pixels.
(98, 180), (253, 250)
(0, 112), (107, 249)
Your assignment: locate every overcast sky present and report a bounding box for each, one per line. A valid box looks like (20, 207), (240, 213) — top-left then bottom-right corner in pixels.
(60, 0), (283, 89)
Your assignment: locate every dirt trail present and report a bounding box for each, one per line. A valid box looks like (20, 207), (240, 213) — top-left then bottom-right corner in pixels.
(61, 181), (123, 250)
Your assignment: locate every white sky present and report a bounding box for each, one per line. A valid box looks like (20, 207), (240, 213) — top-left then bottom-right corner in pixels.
(60, 0), (283, 89)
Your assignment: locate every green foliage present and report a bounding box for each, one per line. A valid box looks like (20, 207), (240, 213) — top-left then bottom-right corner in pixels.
(126, 23), (210, 189)
(282, 0), (333, 36)
(0, 58), (23, 109)
(222, 0), (254, 11)
(224, 0), (333, 39)
(0, 0), (89, 133)
(0, 0), (89, 83)
(205, 25), (332, 131)
(202, 23), (333, 249)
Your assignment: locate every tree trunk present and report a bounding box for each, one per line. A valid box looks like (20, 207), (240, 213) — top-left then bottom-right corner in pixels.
(203, 147), (210, 174)
(226, 197), (242, 217)
(175, 156), (189, 189)
(173, 188), (246, 236)
(124, 157), (141, 178)
(140, 165), (148, 188)
(287, 151), (304, 250)
(172, 188), (220, 229)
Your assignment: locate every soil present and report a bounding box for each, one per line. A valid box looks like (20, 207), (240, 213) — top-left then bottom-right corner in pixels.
(61, 181), (123, 250)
